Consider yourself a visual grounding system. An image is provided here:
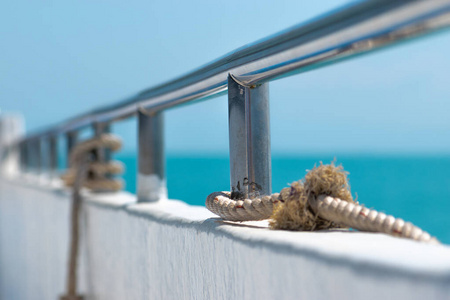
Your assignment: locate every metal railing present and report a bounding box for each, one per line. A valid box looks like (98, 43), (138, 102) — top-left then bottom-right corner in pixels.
(8, 0), (450, 202)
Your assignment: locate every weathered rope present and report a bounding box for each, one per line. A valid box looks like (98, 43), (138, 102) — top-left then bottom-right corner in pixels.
(309, 195), (436, 243)
(60, 155), (88, 300)
(60, 134), (123, 300)
(206, 192), (280, 221)
(61, 134), (123, 192)
(206, 162), (439, 244)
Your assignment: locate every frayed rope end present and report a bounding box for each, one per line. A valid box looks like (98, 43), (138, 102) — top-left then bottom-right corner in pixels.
(269, 162), (354, 231)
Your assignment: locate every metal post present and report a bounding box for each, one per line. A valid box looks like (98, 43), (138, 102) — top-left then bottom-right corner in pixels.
(137, 109), (166, 202)
(25, 141), (32, 172)
(93, 122), (111, 162)
(40, 137), (48, 173)
(49, 135), (58, 175)
(20, 142), (26, 172)
(228, 74), (271, 199)
(29, 141), (35, 171)
(66, 131), (78, 167)
(35, 138), (42, 174)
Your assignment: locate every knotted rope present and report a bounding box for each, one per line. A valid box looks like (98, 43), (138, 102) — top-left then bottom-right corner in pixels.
(60, 134), (123, 300)
(61, 134), (124, 192)
(206, 163), (438, 244)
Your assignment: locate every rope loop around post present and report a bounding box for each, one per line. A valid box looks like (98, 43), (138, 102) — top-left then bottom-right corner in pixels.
(206, 191), (281, 221)
(206, 162), (439, 244)
(61, 133), (123, 193)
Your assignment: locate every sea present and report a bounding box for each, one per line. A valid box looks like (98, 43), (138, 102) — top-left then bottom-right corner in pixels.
(115, 154), (450, 244)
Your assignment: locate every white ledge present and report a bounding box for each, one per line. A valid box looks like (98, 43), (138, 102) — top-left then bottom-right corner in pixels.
(1, 175), (450, 300)
(120, 195), (450, 277)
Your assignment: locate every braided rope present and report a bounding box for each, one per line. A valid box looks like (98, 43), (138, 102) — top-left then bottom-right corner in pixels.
(61, 161), (124, 192)
(310, 195), (438, 244)
(68, 134), (121, 165)
(206, 192), (280, 221)
(89, 161), (123, 175)
(60, 134), (123, 300)
(206, 163), (439, 244)
(62, 134), (123, 192)
(206, 191), (438, 243)
(60, 155), (88, 300)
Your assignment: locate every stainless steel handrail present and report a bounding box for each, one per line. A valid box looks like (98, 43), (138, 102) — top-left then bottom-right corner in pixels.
(21, 0), (450, 141)
(4, 0), (450, 202)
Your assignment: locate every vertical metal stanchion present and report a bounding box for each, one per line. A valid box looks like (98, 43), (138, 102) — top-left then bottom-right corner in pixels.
(30, 141), (36, 172)
(25, 141), (32, 173)
(228, 74), (271, 199)
(26, 140), (34, 173)
(49, 135), (58, 176)
(35, 138), (42, 174)
(40, 137), (48, 173)
(25, 141), (30, 173)
(66, 131), (78, 168)
(137, 109), (166, 202)
(20, 141), (26, 173)
(93, 122), (111, 162)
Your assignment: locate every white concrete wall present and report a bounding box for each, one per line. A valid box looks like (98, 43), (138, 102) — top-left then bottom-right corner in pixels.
(1, 175), (450, 300)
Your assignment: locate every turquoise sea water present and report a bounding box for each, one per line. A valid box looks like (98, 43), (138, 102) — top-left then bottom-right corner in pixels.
(116, 154), (450, 244)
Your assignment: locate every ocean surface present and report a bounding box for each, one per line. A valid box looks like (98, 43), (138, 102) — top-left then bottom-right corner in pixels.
(115, 154), (450, 244)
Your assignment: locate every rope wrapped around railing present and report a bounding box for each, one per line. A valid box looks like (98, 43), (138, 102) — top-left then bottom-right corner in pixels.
(61, 134), (124, 192)
(206, 163), (439, 244)
(60, 133), (123, 300)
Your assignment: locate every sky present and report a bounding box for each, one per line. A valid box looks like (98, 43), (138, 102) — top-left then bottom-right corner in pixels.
(1, 0), (450, 155)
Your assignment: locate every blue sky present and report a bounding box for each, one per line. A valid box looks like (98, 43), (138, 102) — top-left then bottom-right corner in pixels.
(1, 0), (450, 155)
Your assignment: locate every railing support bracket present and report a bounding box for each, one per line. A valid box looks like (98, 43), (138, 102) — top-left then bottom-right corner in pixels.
(228, 74), (271, 199)
(137, 109), (166, 202)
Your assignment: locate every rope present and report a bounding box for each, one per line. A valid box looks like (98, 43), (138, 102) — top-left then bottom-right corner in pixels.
(206, 192), (280, 221)
(310, 195), (437, 243)
(61, 134), (123, 192)
(206, 162), (439, 244)
(60, 134), (123, 300)
(60, 156), (88, 300)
